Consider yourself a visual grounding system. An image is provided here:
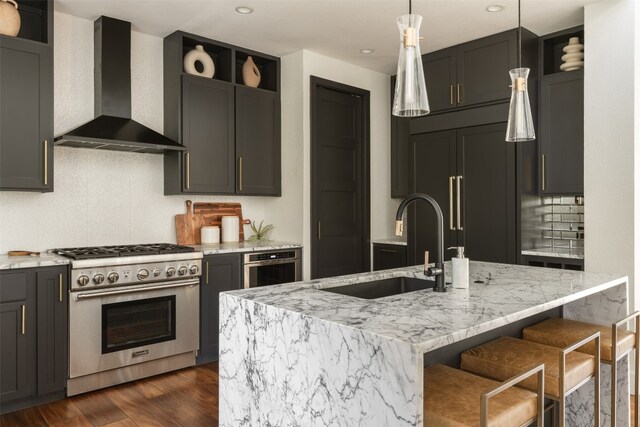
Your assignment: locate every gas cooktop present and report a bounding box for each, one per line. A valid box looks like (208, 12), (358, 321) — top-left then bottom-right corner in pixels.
(52, 243), (195, 260)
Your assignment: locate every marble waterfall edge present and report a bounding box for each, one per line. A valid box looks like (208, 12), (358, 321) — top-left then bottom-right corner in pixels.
(219, 293), (423, 426)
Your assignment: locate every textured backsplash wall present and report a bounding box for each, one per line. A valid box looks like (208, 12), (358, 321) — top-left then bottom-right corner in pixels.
(536, 196), (585, 250)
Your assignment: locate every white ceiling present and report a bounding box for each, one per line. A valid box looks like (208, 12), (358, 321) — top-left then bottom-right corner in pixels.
(54, 0), (598, 74)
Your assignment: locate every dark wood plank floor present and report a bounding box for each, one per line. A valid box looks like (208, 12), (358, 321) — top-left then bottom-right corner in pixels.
(0, 363), (219, 427)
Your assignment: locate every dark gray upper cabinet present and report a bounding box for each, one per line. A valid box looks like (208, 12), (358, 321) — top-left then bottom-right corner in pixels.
(422, 47), (457, 113)
(198, 254), (242, 364)
(0, 266), (67, 414)
(181, 76), (235, 194)
(163, 31), (281, 196)
(408, 123), (517, 266)
(0, 37), (53, 192)
(36, 268), (68, 396)
(455, 32), (516, 107)
(235, 86), (281, 196)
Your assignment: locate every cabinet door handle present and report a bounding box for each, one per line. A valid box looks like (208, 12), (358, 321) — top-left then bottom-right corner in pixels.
(205, 261), (209, 285)
(450, 85), (455, 106)
(457, 84), (462, 104)
(21, 305), (25, 335)
(456, 175), (463, 231)
(449, 176), (455, 230)
(380, 249), (397, 254)
(185, 152), (191, 190)
(59, 273), (63, 302)
(43, 140), (48, 186)
(541, 154), (546, 192)
(238, 157), (243, 192)
(318, 222), (321, 240)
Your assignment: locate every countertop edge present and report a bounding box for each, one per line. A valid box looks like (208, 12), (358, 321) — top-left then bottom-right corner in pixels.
(0, 254), (70, 270)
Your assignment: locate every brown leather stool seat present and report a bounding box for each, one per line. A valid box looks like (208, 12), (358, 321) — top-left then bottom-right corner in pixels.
(424, 364), (541, 427)
(522, 318), (635, 362)
(461, 336), (595, 399)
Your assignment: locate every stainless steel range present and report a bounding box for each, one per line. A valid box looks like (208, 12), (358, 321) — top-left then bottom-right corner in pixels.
(52, 244), (202, 396)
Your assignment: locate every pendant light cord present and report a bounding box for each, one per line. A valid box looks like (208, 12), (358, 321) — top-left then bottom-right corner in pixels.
(409, 0), (412, 14)
(518, 0), (522, 69)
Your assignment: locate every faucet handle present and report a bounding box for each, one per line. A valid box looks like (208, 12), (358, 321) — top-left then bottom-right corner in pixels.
(424, 251), (429, 267)
(395, 220), (404, 236)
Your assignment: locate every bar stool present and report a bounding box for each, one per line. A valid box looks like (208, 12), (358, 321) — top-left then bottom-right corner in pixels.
(424, 363), (545, 426)
(523, 313), (640, 426)
(461, 334), (600, 427)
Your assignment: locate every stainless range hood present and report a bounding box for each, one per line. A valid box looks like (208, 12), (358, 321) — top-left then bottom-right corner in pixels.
(54, 16), (184, 154)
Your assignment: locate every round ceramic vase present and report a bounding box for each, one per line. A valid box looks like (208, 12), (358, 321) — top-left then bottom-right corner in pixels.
(183, 45), (215, 78)
(0, 0), (21, 37)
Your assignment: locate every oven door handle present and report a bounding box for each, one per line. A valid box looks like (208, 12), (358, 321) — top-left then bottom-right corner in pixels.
(74, 280), (199, 300)
(245, 258), (301, 267)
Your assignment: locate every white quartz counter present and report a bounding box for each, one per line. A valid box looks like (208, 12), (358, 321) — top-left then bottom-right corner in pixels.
(522, 247), (585, 260)
(224, 261), (625, 354)
(371, 238), (407, 246)
(190, 241), (302, 255)
(0, 253), (70, 270)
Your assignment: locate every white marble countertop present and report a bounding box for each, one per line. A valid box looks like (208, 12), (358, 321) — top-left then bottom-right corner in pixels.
(190, 240), (302, 255)
(224, 261), (626, 353)
(371, 238), (407, 246)
(522, 248), (585, 260)
(0, 253), (70, 270)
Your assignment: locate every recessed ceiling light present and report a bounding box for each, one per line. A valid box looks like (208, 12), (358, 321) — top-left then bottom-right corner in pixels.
(485, 4), (504, 12)
(235, 6), (253, 14)
(360, 49), (375, 54)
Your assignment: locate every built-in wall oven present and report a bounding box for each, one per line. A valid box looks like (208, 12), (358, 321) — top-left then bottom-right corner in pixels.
(243, 248), (302, 288)
(53, 244), (202, 396)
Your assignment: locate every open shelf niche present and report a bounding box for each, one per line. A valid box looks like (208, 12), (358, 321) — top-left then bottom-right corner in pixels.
(540, 26), (584, 76)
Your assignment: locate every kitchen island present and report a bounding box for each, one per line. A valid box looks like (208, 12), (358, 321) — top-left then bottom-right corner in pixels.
(219, 262), (630, 426)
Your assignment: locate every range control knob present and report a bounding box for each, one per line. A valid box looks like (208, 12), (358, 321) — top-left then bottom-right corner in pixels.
(93, 274), (105, 285)
(107, 272), (119, 284)
(189, 265), (199, 275)
(77, 275), (90, 287)
(137, 269), (149, 280)
(153, 269), (162, 277)
(166, 267), (176, 278)
(177, 266), (188, 276)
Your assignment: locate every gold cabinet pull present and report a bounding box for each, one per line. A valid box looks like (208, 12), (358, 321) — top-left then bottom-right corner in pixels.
(448, 176), (455, 230)
(43, 140), (48, 186)
(450, 85), (455, 106)
(21, 305), (25, 335)
(238, 157), (243, 191)
(185, 152), (191, 190)
(457, 84), (462, 104)
(205, 261), (209, 285)
(456, 175), (463, 231)
(541, 154), (546, 191)
(59, 273), (63, 302)
(318, 222), (321, 240)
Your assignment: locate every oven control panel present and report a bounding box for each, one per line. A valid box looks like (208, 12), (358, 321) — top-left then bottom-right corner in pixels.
(71, 259), (202, 291)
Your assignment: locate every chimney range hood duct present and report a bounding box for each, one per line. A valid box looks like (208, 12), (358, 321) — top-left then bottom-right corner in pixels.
(54, 16), (184, 154)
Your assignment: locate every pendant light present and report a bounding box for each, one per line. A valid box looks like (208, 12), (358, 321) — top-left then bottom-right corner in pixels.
(392, 0), (429, 117)
(505, 0), (535, 141)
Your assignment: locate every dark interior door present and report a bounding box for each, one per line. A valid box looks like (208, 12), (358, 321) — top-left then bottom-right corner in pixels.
(408, 130), (457, 266)
(458, 123), (516, 263)
(311, 78), (369, 279)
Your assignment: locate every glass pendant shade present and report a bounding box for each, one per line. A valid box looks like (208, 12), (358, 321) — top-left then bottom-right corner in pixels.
(392, 14), (429, 117)
(505, 67), (535, 142)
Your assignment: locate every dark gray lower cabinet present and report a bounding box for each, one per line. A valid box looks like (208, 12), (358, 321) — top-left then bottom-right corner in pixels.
(198, 254), (242, 364)
(235, 86), (281, 196)
(522, 255), (583, 271)
(0, 266), (67, 414)
(0, 37), (53, 192)
(373, 244), (407, 271)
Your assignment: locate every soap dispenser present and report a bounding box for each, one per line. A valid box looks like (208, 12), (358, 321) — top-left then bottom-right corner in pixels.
(447, 247), (469, 289)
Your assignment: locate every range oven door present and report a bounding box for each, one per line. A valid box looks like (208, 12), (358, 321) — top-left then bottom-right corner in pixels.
(69, 279), (199, 379)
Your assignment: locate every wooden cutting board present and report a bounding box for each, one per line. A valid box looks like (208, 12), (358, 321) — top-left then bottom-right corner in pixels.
(193, 202), (250, 241)
(175, 200), (208, 245)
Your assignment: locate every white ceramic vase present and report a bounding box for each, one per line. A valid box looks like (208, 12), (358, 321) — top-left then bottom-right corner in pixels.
(183, 45), (215, 78)
(0, 0), (21, 37)
(242, 56), (261, 88)
(561, 37), (584, 72)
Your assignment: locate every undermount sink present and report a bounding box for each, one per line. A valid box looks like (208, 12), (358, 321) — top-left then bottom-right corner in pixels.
(320, 276), (433, 299)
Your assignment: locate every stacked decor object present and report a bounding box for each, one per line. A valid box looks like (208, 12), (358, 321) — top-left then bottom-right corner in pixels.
(560, 37), (584, 71)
